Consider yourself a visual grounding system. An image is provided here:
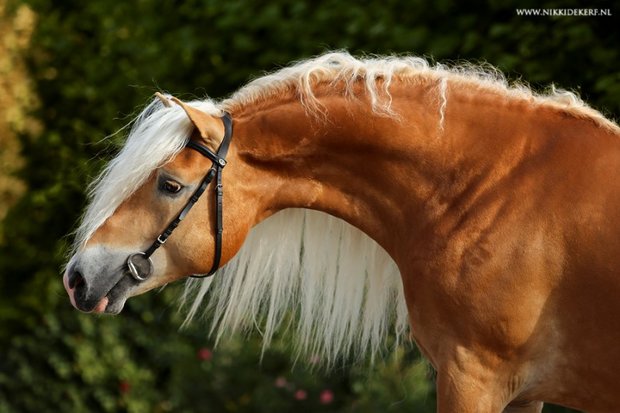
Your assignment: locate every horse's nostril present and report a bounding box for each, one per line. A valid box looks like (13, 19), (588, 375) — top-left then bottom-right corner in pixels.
(69, 269), (85, 289)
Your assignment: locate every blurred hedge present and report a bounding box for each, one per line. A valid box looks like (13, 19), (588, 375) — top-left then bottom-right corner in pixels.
(0, 0), (38, 237)
(0, 0), (618, 411)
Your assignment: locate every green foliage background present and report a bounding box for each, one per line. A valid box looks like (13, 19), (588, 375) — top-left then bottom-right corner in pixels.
(0, 0), (618, 411)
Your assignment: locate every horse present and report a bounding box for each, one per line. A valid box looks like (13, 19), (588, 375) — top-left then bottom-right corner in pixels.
(63, 51), (620, 412)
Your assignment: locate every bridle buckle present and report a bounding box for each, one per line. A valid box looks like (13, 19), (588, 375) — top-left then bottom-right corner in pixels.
(156, 235), (167, 245)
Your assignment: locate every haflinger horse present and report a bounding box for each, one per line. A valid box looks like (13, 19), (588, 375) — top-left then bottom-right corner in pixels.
(63, 52), (620, 412)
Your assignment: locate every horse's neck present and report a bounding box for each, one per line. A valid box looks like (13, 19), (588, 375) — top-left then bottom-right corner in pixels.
(230, 83), (570, 264)
(232, 84), (452, 261)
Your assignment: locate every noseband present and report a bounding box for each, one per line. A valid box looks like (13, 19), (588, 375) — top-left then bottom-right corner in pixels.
(126, 113), (233, 281)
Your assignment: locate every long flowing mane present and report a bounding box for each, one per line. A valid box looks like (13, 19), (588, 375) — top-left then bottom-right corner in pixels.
(181, 209), (408, 365)
(75, 51), (618, 364)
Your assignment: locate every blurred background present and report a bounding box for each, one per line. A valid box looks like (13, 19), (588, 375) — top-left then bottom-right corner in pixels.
(0, 0), (617, 412)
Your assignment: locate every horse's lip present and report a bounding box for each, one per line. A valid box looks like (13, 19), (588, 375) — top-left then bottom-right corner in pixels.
(73, 270), (131, 314)
(92, 296), (109, 313)
(78, 282), (116, 314)
(101, 270), (137, 314)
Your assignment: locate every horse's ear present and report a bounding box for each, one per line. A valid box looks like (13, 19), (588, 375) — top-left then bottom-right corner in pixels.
(170, 97), (224, 147)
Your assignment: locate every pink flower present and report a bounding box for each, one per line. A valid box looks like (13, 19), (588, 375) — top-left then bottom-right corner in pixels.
(294, 389), (307, 400)
(274, 376), (287, 388)
(197, 347), (212, 361)
(320, 389), (334, 404)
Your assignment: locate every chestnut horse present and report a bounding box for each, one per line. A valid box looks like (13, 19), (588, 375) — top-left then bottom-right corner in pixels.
(63, 52), (620, 412)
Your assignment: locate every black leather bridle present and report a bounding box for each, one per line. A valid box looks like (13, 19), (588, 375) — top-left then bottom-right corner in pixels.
(126, 113), (233, 281)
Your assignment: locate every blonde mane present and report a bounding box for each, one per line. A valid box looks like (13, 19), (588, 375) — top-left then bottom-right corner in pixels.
(181, 209), (408, 365)
(74, 51), (618, 365)
(221, 51), (617, 131)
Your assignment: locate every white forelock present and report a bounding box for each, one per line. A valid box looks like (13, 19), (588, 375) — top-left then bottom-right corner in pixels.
(72, 96), (221, 254)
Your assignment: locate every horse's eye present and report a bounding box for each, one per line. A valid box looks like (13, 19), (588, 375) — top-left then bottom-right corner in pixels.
(161, 179), (183, 194)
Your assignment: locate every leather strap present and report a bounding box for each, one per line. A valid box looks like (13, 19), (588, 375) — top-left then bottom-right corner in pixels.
(143, 166), (216, 259)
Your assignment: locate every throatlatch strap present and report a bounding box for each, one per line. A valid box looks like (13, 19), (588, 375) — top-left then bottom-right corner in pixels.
(190, 167), (223, 278)
(190, 113), (231, 278)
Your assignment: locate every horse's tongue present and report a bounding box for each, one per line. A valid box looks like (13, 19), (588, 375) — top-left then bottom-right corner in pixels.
(92, 297), (109, 313)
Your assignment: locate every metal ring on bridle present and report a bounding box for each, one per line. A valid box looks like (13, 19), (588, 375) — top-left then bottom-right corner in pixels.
(127, 252), (154, 281)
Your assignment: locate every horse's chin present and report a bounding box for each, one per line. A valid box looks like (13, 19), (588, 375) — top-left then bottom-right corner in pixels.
(102, 298), (126, 314)
(85, 296), (126, 315)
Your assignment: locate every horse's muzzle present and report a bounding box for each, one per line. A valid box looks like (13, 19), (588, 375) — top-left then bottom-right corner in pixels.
(63, 263), (109, 313)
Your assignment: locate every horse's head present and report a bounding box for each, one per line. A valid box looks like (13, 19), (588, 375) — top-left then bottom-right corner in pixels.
(63, 94), (253, 314)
